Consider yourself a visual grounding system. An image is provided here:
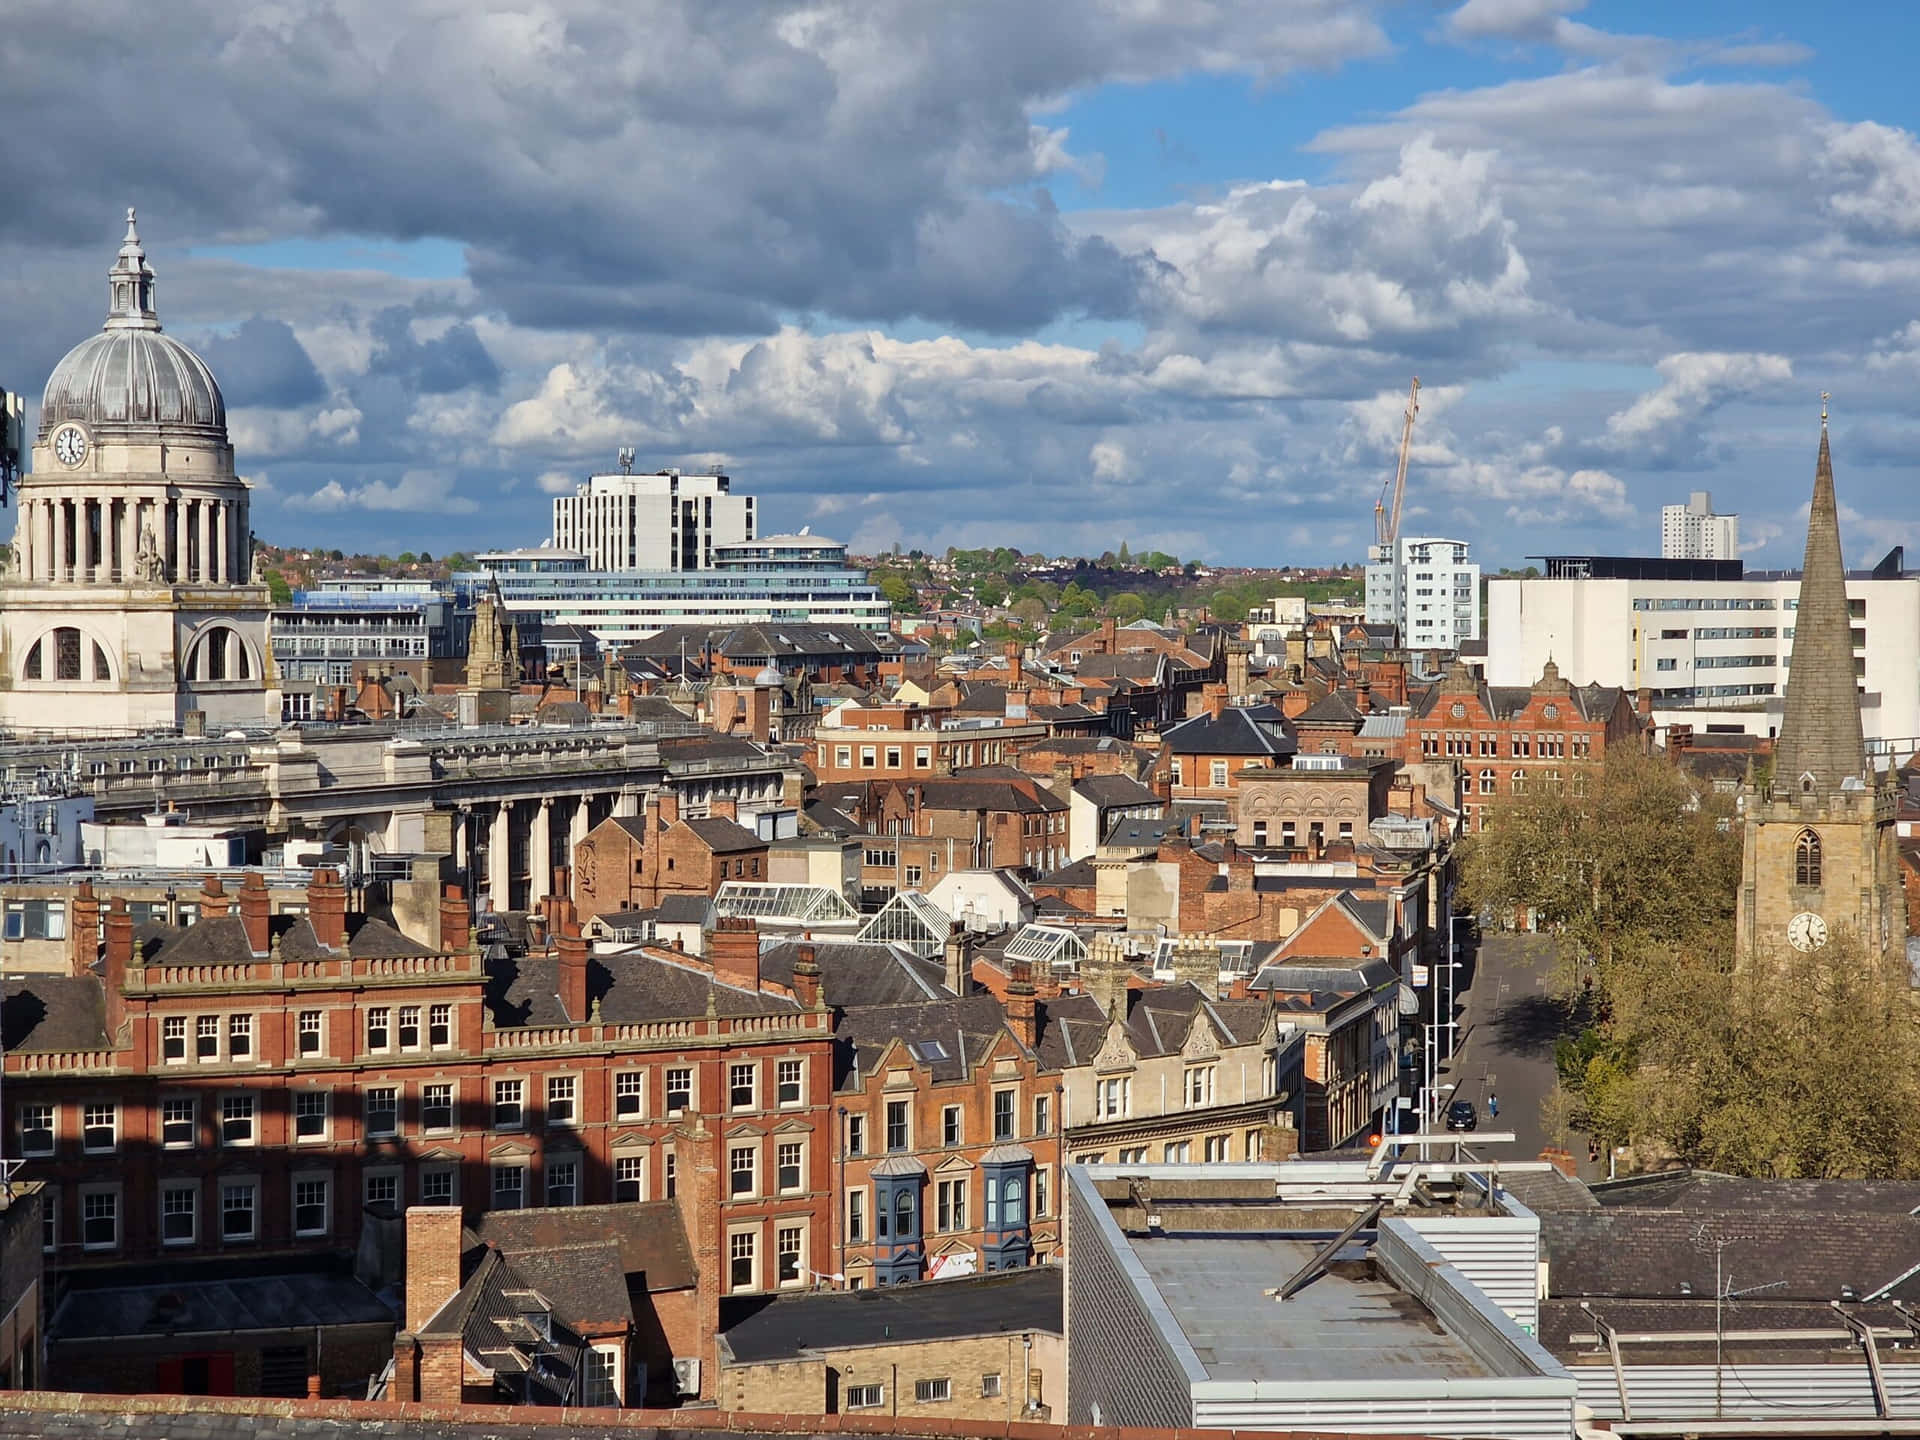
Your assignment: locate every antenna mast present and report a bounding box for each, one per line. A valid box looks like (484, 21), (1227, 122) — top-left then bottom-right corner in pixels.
(1371, 377), (1421, 561)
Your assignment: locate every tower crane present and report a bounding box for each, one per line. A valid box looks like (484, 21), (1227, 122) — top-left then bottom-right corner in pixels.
(1370, 377), (1420, 562)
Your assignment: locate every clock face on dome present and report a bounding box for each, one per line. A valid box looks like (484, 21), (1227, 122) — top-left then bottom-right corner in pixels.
(52, 424), (88, 467)
(1787, 910), (1829, 953)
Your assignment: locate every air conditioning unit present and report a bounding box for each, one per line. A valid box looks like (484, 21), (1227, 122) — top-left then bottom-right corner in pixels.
(671, 1357), (701, 1397)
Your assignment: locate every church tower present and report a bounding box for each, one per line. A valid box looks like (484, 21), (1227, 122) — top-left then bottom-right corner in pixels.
(1736, 408), (1903, 963)
(0, 211), (274, 732)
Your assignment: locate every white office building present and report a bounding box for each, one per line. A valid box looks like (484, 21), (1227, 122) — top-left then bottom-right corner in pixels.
(1661, 491), (1739, 560)
(550, 469), (754, 571)
(1366, 536), (1480, 651)
(1487, 558), (1920, 758)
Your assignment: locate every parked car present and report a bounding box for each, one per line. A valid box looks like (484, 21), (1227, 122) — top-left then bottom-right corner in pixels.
(1444, 1099), (1479, 1132)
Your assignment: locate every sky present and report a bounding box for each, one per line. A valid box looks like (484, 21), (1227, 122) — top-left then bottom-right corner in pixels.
(6, 0), (1920, 569)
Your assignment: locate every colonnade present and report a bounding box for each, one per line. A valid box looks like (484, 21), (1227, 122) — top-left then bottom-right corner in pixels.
(17, 491), (248, 585)
(452, 789), (642, 915)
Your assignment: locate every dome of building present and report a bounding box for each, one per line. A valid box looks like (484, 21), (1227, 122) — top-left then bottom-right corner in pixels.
(38, 210), (226, 446)
(754, 663), (783, 687)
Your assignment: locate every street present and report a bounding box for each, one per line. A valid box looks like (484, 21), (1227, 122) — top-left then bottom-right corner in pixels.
(1434, 931), (1606, 1180)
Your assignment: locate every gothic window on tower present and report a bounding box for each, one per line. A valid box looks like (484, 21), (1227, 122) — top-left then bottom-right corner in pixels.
(1795, 828), (1822, 887)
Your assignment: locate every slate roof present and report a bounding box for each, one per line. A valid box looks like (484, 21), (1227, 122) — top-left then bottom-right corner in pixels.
(1073, 773), (1160, 808)
(681, 818), (766, 854)
(903, 769), (1067, 814)
(1497, 1168), (1601, 1214)
(147, 912), (437, 967)
(1246, 958), (1399, 1004)
(839, 993), (1021, 1083)
(475, 1201), (698, 1297)
(1295, 690), (1370, 727)
(1592, 1168), (1920, 1214)
(47, 1253), (392, 1342)
(423, 1246), (585, 1405)
(759, 940), (951, 1009)
(720, 1265), (1060, 1363)
(1036, 856), (1097, 888)
(487, 948), (801, 1028)
(1540, 1207), (1920, 1302)
(1033, 983), (1268, 1073)
(1161, 704), (1296, 758)
(659, 735), (774, 766)
(2, 975), (108, 1052)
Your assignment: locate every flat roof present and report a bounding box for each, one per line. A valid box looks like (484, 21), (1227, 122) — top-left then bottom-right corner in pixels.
(1129, 1233), (1487, 1385)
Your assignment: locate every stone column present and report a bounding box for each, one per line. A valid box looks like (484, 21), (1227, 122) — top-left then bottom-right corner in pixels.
(489, 801), (513, 914)
(453, 806), (470, 872)
(173, 499), (189, 584)
(197, 499), (212, 584)
(529, 799), (553, 905)
(568, 795), (591, 855)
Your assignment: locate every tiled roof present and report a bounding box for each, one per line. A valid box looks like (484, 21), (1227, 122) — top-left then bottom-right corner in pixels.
(720, 1266), (1060, 1364)
(681, 818), (766, 854)
(1540, 1207), (1920, 1303)
(759, 940), (950, 1009)
(2, 974), (108, 1052)
(1161, 704), (1296, 758)
(1073, 773), (1159, 807)
(487, 948), (800, 1028)
(838, 993), (1019, 1083)
(475, 1201), (698, 1297)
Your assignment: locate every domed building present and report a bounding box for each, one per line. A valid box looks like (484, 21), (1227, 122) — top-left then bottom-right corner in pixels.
(0, 210), (274, 731)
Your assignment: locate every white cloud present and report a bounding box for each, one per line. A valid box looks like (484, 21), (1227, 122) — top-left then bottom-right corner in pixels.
(1603, 352), (1794, 446)
(1444, 0), (1588, 43)
(287, 470), (477, 514)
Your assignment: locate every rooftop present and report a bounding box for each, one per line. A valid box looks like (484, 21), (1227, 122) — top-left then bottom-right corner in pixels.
(1130, 1232), (1486, 1385)
(719, 1265), (1060, 1364)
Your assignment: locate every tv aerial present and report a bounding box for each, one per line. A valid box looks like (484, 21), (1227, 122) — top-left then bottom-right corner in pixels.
(617, 446), (636, 475)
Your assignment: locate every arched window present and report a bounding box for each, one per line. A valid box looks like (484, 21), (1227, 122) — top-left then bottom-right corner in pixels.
(1003, 1177), (1024, 1226)
(894, 1189), (915, 1235)
(1795, 828), (1822, 887)
(1512, 770), (1527, 796)
(1479, 770), (1495, 794)
(53, 628), (81, 681)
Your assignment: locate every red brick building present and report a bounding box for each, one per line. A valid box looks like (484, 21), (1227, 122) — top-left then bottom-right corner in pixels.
(4, 875), (836, 1376)
(1408, 658), (1641, 830)
(573, 793), (769, 913)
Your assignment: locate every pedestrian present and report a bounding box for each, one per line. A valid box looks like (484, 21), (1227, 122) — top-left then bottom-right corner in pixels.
(1487, 1092), (1499, 1119)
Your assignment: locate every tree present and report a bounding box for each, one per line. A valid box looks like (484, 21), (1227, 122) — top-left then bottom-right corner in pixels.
(973, 578), (1008, 608)
(398, 551), (417, 566)
(263, 568), (293, 606)
(878, 573), (920, 614)
(1118, 540), (1131, 565)
(418, 551), (433, 564)
(329, 549), (345, 561)
(1108, 591), (1146, 623)
(1458, 745), (1740, 977)
(1010, 596), (1048, 628)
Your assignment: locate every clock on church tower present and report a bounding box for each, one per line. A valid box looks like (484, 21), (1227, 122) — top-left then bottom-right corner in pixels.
(1735, 407), (1903, 965)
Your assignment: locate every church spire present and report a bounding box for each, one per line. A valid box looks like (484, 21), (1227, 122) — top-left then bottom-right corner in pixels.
(1772, 400), (1866, 798)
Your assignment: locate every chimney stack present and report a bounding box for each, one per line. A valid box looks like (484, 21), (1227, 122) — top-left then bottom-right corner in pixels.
(403, 1205), (467, 1334)
(1203, 682), (1229, 720)
(791, 942), (822, 1011)
(439, 885), (471, 954)
(308, 867), (348, 952)
(944, 923), (970, 996)
(709, 916), (761, 991)
(198, 875), (231, 919)
(1226, 639), (1251, 701)
(70, 881), (100, 978)
(554, 899), (588, 1024)
(1005, 641), (1023, 687)
(239, 870), (271, 956)
(1005, 958), (1037, 1048)
(103, 897), (132, 1041)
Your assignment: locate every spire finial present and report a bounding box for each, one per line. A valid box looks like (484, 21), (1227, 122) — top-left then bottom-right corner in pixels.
(1821, 391), (1830, 428)
(124, 206), (138, 238)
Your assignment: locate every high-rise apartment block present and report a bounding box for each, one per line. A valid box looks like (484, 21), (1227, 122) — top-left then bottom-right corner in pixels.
(1662, 491), (1739, 560)
(1364, 535), (1480, 652)
(551, 470), (755, 571)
